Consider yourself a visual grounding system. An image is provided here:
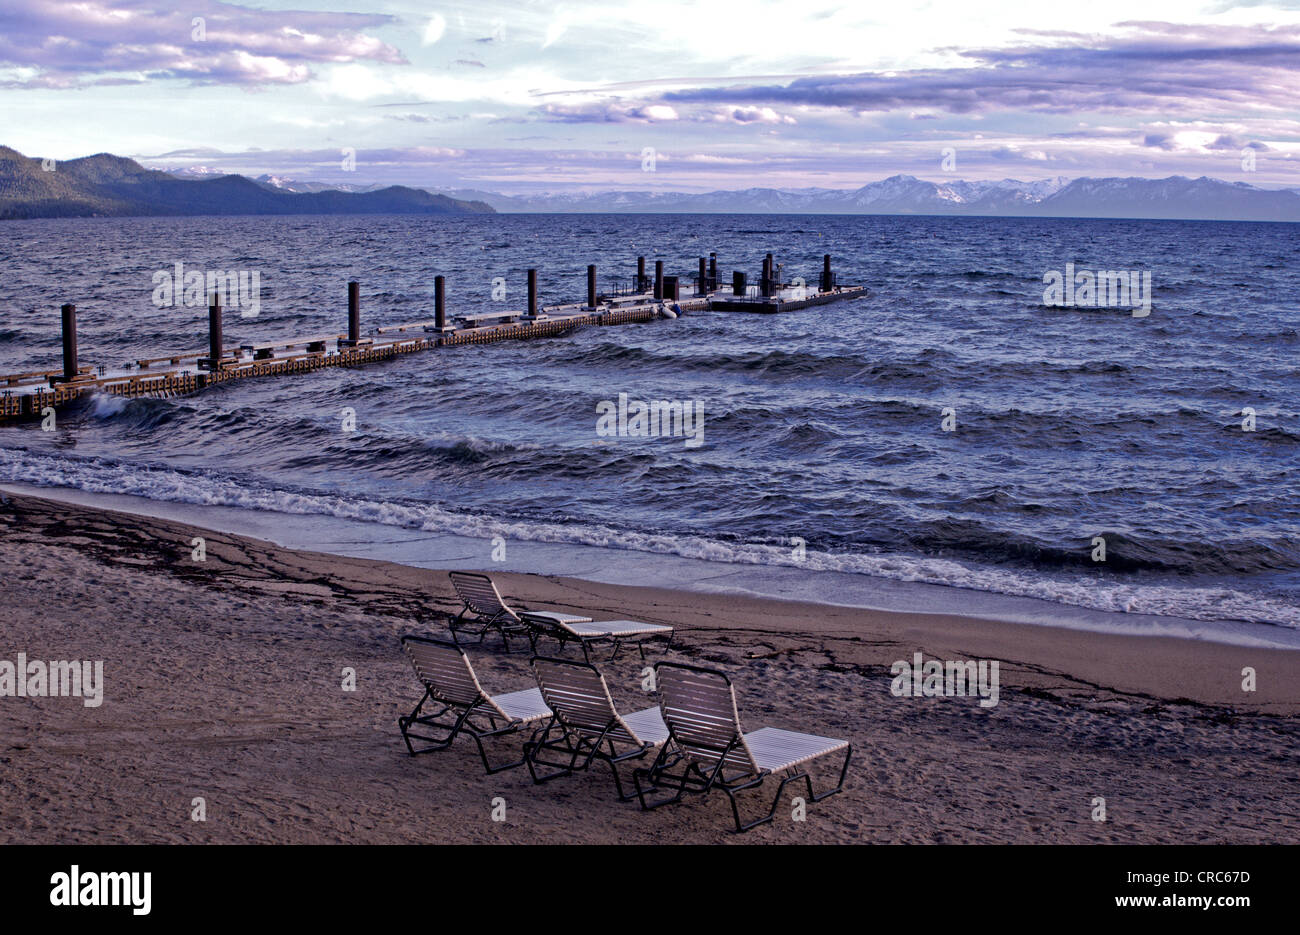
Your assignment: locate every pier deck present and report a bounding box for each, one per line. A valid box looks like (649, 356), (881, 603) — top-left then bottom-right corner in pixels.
(0, 254), (866, 422)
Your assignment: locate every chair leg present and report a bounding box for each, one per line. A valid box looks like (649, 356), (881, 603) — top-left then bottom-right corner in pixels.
(725, 747), (852, 831)
(472, 725), (530, 775)
(809, 745), (852, 802)
(524, 725), (584, 785)
(632, 747), (685, 811)
(398, 698), (473, 757)
(606, 748), (662, 803)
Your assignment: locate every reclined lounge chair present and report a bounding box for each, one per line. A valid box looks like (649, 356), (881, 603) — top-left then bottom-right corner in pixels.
(398, 635), (551, 774)
(523, 656), (671, 800)
(448, 571), (592, 651)
(633, 662), (852, 832)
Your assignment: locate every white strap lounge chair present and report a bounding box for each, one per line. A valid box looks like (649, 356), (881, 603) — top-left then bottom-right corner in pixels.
(520, 612), (674, 662)
(633, 662), (851, 832)
(448, 571), (591, 651)
(398, 635), (552, 773)
(523, 657), (671, 800)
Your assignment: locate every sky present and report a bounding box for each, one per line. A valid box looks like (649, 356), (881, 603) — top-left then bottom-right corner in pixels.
(3, 0), (1300, 193)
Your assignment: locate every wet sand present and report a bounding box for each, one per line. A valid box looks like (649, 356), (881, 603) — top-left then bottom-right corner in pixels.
(1, 491), (1296, 843)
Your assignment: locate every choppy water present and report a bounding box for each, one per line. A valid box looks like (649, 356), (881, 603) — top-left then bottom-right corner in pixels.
(0, 213), (1296, 632)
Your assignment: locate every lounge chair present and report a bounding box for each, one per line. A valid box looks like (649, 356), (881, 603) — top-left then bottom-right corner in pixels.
(633, 662), (851, 832)
(447, 571), (592, 651)
(520, 612), (674, 662)
(523, 656), (671, 800)
(397, 635), (551, 773)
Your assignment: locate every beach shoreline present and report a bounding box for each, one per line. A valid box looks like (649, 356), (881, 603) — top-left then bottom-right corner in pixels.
(1, 490), (1296, 844)
(5, 480), (1295, 650)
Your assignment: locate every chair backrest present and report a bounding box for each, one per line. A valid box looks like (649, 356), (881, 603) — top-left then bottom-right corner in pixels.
(532, 657), (644, 746)
(449, 571), (517, 622)
(402, 635), (492, 711)
(520, 612), (565, 640)
(654, 663), (758, 776)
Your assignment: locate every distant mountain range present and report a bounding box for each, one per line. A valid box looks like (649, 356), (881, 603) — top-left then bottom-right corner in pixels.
(0, 147), (494, 219)
(237, 169), (1300, 221)
(5, 146), (1299, 222)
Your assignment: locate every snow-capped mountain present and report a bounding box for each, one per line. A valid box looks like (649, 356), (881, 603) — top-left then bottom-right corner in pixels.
(463, 175), (1300, 220)
(156, 167), (1300, 221)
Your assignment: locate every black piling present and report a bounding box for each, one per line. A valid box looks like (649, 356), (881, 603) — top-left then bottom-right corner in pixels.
(637, 256), (647, 293)
(207, 294), (223, 368)
(528, 268), (538, 317)
(733, 271), (747, 296)
(435, 275), (446, 330)
(698, 257), (708, 296)
(654, 260), (664, 300)
(821, 254), (833, 292)
(59, 304), (77, 381)
(347, 281), (360, 344)
(587, 264), (598, 308)
(709, 253), (717, 291)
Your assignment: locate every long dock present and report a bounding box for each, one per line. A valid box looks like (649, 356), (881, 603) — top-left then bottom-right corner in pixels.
(0, 253), (865, 422)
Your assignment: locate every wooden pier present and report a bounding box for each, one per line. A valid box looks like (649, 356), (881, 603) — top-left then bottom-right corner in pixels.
(0, 254), (865, 422)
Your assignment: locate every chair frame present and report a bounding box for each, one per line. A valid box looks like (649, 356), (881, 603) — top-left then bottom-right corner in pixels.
(397, 634), (546, 774)
(522, 656), (667, 800)
(632, 662), (852, 832)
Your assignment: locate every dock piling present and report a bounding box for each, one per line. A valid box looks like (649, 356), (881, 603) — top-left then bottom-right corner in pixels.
(637, 256), (647, 293)
(821, 254), (833, 292)
(698, 257), (707, 296)
(205, 293), (223, 370)
(435, 275), (447, 330)
(528, 268), (538, 317)
(733, 271), (747, 296)
(709, 253), (717, 291)
(654, 260), (664, 300)
(587, 264), (597, 308)
(347, 281), (361, 345)
(59, 304), (77, 382)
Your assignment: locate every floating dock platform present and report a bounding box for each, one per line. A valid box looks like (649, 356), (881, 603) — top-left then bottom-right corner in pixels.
(708, 253), (866, 312)
(709, 284), (868, 313)
(0, 252), (865, 423)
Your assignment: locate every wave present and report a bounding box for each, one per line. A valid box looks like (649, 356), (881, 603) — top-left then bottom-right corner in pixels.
(0, 447), (1295, 630)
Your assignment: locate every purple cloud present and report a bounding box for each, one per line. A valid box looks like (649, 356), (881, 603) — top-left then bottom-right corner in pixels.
(0, 0), (404, 88)
(1205, 133), (1272, 151)
(537, 101), (679, 123)
(656, 23), (1300, 117)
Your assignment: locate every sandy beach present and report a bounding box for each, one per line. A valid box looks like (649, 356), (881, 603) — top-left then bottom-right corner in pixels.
(0, 490), (1296, 844)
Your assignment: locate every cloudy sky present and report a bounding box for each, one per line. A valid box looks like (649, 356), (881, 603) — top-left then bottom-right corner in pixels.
(3, 0), (1300, 192)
